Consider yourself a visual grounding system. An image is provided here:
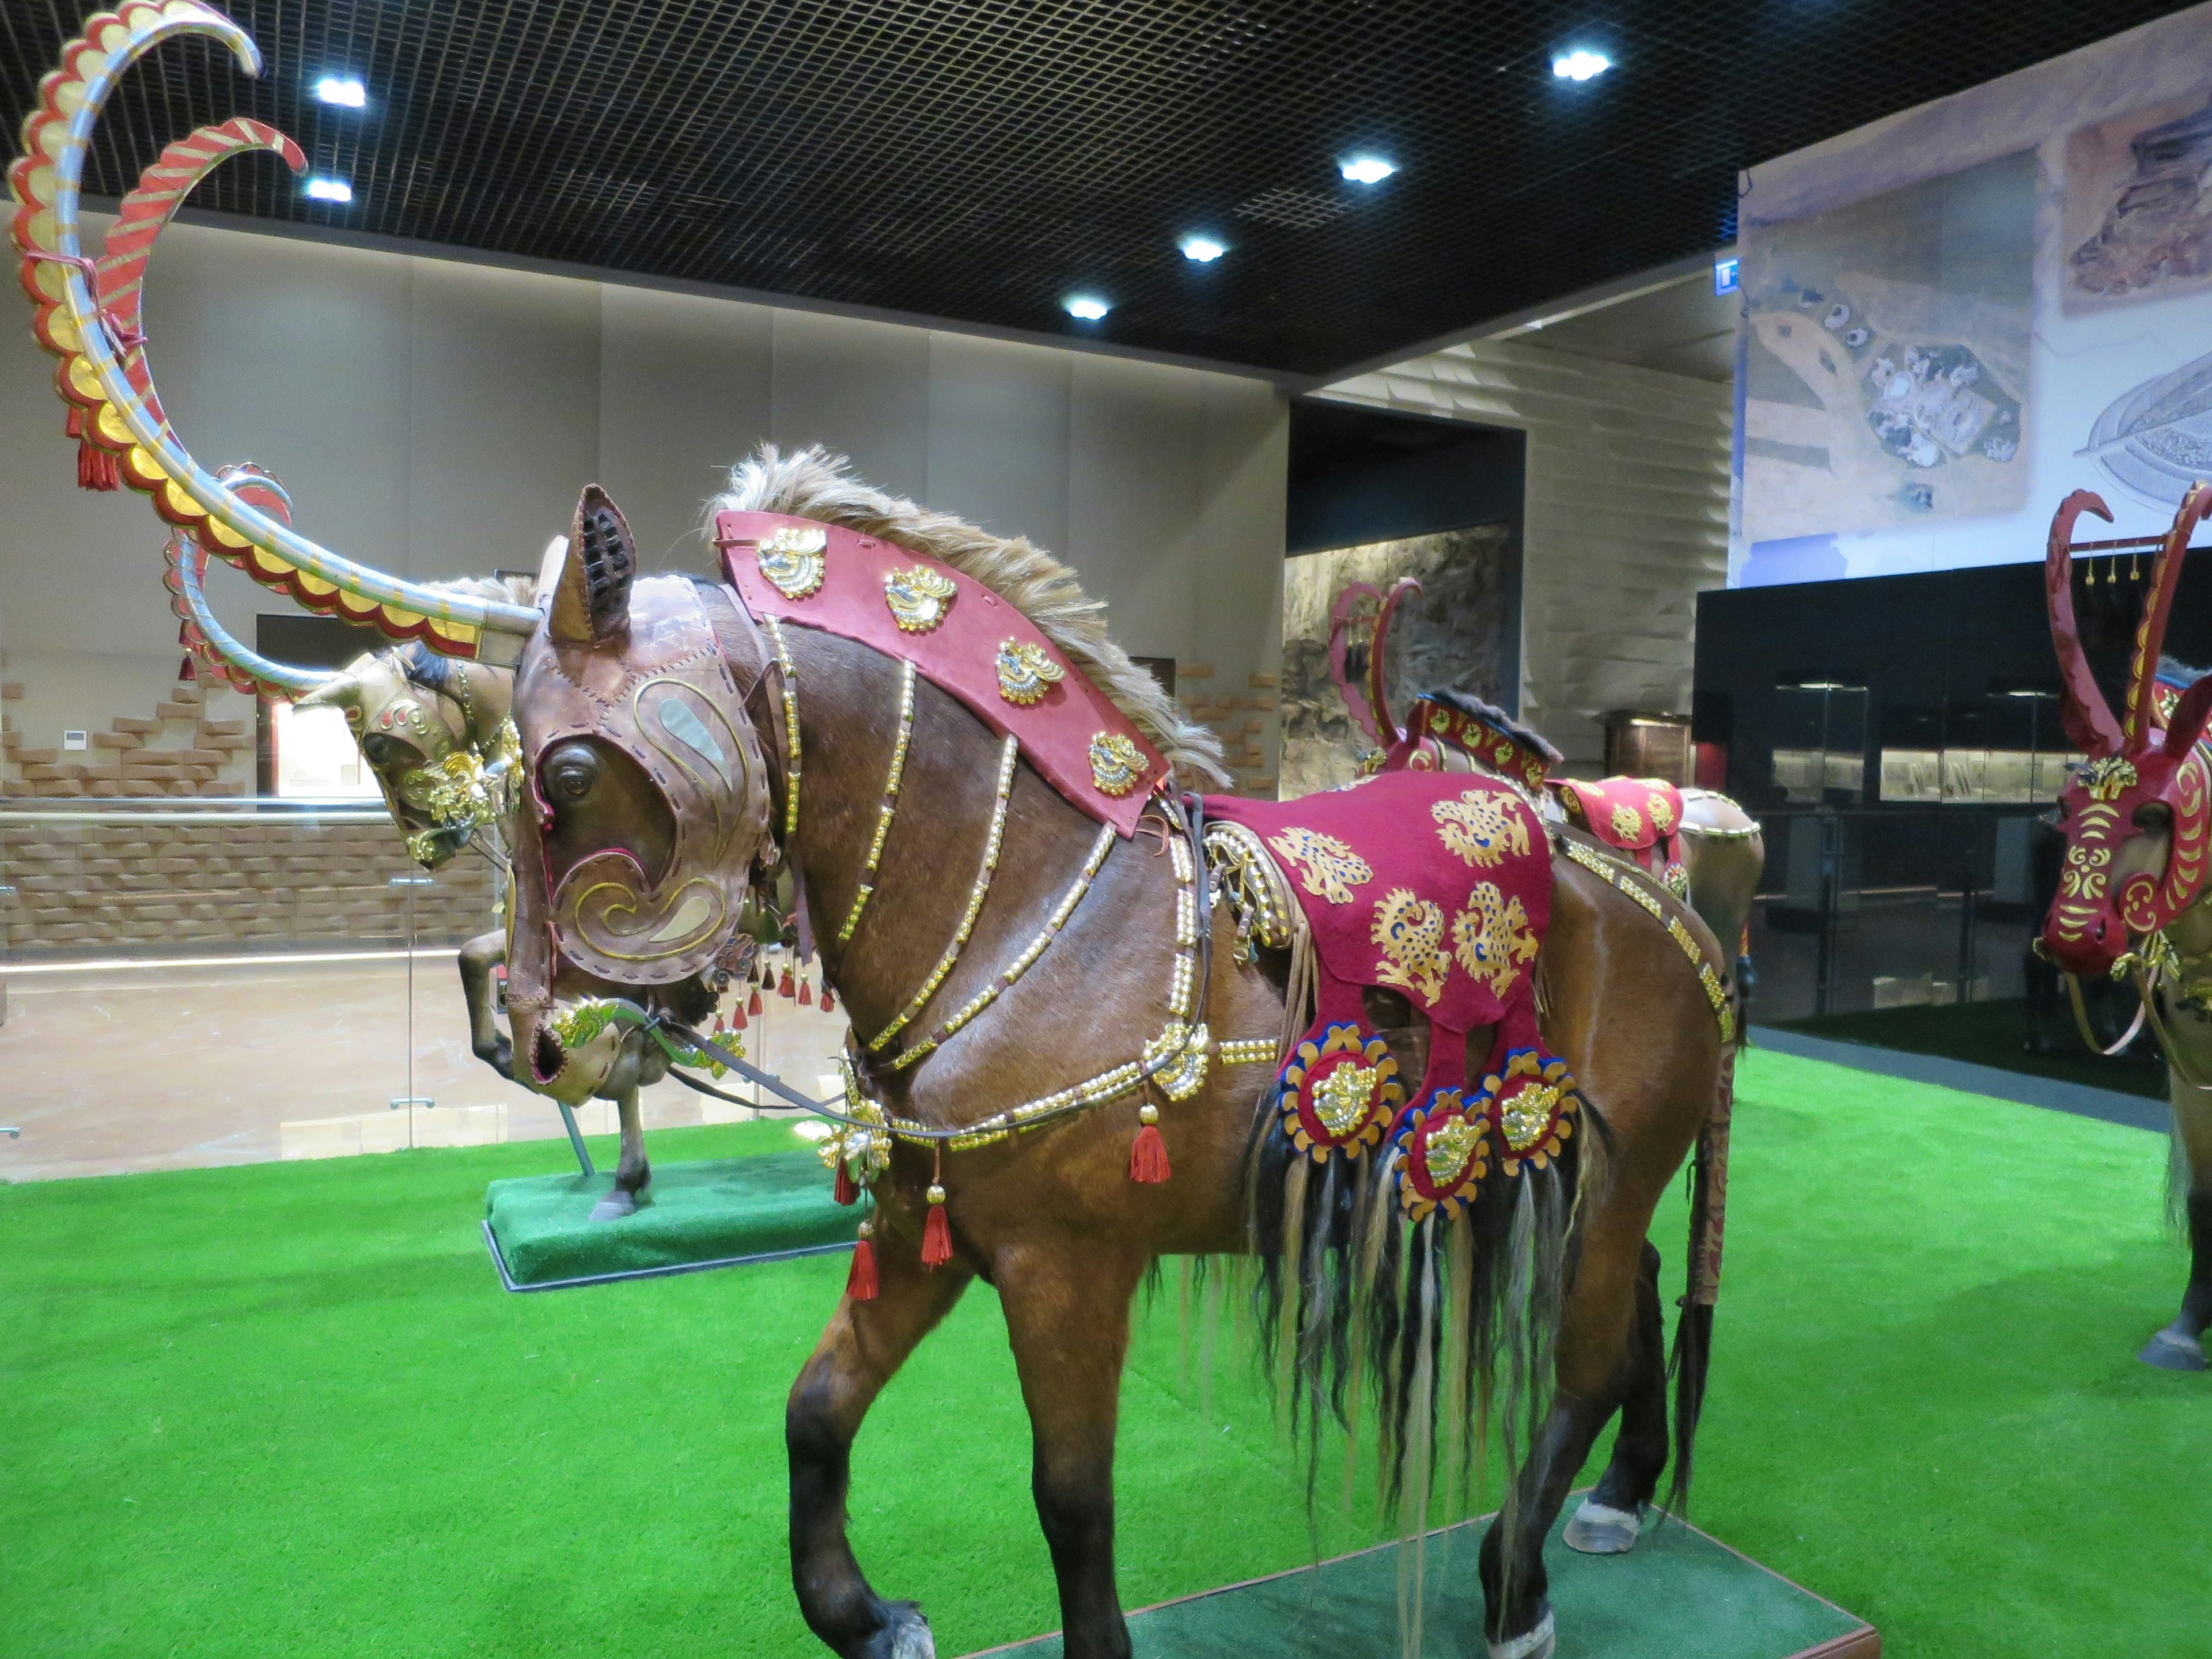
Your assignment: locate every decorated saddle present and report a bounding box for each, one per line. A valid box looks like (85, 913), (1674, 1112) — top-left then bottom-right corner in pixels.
(1552, 777), (1688, 893)
(1206, 771), (1578, 1219)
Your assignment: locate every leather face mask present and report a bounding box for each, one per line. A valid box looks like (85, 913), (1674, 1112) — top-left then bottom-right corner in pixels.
(2040, 486), (2212, 977)
(509, 489), (775, 995)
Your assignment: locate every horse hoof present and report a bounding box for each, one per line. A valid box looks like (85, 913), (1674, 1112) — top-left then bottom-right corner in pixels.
(880, 1603), (935, 1659)
(588, 1190), (638, 1222)
(1563, 1498), (1643, 1554)
(2139, 1329), (2209, 1372)
(1487, 1607), (1555, 1659)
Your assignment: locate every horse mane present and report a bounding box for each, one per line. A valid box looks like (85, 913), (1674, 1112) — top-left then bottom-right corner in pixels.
(1421, 685), (1564, 766)
(709, 445), (1230, 788)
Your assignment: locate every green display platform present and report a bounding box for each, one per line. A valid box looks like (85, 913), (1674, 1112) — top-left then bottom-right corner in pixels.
(482, 1150), (854, 1291)
(968, 1506), (1877, 1658)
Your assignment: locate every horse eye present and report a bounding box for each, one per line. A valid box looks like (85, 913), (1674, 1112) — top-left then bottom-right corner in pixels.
(552, 763), (595, 802)
(2134, 802), (2173, 832)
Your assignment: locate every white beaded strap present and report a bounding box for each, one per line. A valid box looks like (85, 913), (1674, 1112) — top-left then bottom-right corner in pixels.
(836, 659), (916, 945)
(865, 734), (1020, 1054)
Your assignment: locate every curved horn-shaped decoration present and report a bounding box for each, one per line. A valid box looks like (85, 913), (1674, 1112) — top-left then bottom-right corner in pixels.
(2044, 490), (2124, 757)
(1367, 576), (1423, 749)
(165, 464), (336, 699)
(9, 3), (538, 658)
(2124, 482), (2212, 754)
(1327, 581), (1385, 745)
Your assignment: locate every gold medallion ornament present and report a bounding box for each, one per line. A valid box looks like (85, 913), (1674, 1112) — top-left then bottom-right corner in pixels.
(1432, 789), (1529, 869)
(996, 638), (1065, 705)
(1479, 1050), (1577, 1176)
(1267, 826), (1374, 904)
(1143, 1021), (1212, 1101)
(885, 563), (959, 632)
(756, 525), (827, 600)
(1089, 732), (1146, 797)
(1611, 802), (1646, 840)
(2082, 755), (2139, 802)
(1277, 1022), (1403, 1160)
(1395, 1089), (1490, 1221)
(1450, 881), (1541, 998)
(1372, 887), (1450, 1005)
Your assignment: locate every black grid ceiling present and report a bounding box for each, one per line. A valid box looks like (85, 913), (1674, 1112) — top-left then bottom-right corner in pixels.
(1, 2), (2198, 379)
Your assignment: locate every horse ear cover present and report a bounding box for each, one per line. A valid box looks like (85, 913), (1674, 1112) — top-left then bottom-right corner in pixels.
(550, 484), (637, 645)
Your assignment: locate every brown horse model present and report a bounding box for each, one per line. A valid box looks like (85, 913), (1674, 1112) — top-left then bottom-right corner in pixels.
(485, 451), (1733, 1659)
(2038, 484), (2212, 1371)
(12, 19), (1730, 1654)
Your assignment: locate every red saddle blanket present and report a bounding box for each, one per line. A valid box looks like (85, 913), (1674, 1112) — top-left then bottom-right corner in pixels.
(1552, 777), (1685, 879)
(1208, 773), (1575, 1215)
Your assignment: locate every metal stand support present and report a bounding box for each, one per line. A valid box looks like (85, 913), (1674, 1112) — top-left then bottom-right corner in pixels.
(388, 875), (436, 1144)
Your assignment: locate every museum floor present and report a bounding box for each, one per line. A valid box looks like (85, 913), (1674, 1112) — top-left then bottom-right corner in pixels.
(0, 955), (851, 1180)
(3, 1048), (2203, 1658)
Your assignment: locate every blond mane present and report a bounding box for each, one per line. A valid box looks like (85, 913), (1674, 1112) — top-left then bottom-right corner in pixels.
(709, 445), (1229, 788)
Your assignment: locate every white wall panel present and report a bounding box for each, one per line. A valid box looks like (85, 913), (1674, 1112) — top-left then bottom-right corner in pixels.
(1321, 338), (1730, 766)
(1067, 355), (1206, 661)
(924, 332), (1072, 555)
(597, 285), (775, 574)
(768, 309), (930, 504)
(407, 260), (602, 581)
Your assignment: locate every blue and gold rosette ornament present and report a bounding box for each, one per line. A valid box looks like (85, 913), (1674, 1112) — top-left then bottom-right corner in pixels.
(1478, 1049), (1577, 1177)
(1392, 1088), (1489, 1221)
(1276, 1021), (1403, 1161)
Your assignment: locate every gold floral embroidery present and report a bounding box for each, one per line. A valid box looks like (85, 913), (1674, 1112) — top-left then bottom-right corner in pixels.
(2082, 756), (2139, 802)
(1646, 791), (1676, 833)
(1372, 887), (1449, 1004)
(1611, 802), (1645, 840)
(1267, 827), (1373, 904)
(1432, 789), (1529, 869)
(1451, 880), (1541, 997)
(885, 564), (958, 632)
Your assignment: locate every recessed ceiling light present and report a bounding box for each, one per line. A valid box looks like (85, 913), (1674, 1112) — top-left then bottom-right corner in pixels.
(304, 176), (354, 203)
(1339, 156), (1397, 185)
(1551, 49), (1612, 82)
(312, 75), (366, 108)
(1179, 235), (1228, 263)
(1064, 294), (1110, 321)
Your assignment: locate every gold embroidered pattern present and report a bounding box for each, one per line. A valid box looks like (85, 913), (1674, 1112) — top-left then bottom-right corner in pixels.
(1372, 887), (1450, 1004)
(885, 563), (958, 632)
(1611, 802), (1645, 840)
(756, 525), (827, 600)
(1450, 880), (1540, 997)
(2082, 756), (2138, 802)
(1646, 790), (1677, 833)
(1267, 827), (1373, 904)
(1089, 732), (1145, 797)
(1432, 789), (1529, 868)
(996, 638), (1065, 705)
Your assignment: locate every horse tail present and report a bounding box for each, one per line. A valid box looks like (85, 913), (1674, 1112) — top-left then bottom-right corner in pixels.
(1663, 1040), (1734, 1517)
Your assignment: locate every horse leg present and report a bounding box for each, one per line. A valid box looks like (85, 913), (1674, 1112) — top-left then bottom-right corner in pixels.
(790, 1239), (975, 1658)
(2142, 1083), (2212, 1371)
(1563, 1241), (1667, 1554)
(1477, 1388), (1619, 1659)
(998, 1243), (1149, 1659)
(588, 1058), (651, 1221)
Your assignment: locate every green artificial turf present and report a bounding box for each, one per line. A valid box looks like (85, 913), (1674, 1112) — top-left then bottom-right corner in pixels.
(3, 1055), (2206, 1658)
(485, 1150), (856, 1287)
(1771, 995), (2169, 1100)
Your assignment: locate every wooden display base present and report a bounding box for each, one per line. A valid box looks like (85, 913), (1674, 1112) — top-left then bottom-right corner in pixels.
(969, 1501), (1877, 1658)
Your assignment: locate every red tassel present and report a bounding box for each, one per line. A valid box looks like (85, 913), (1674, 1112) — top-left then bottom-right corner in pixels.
(1130, 1104), (1171, 1184)
(779, 967), (796, 999)
(819, 986), (835, 1014)
(846, 1222), (878, 1301)
(65, 406), (84, 438)
(748, 987), (763, 1017)
(79, 440), (119, 491)
(834, 1162), (858, 1206)
(712, 1012), (725, 1033)
(922, 1202), (952, 1268)
(177, 654), (196, 682)
(730, 1003), (748, 1031)
(798, 978), (813, 1007)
